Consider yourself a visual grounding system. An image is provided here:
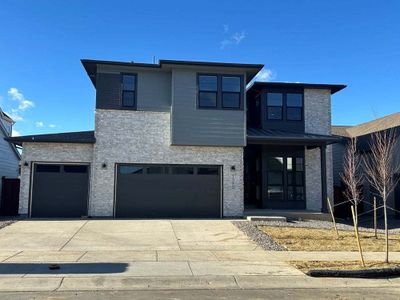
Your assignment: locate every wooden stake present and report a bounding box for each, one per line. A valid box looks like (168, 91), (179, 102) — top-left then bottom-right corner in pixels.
(351, 205), (365, 267)
(327, 197), (339, 239)
(373, 196), (378, 239)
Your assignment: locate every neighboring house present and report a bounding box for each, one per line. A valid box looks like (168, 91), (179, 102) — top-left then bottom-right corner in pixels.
(7, 59), (345, 218)
(0, 108), (21, 199)
(332, 112), (400, 215)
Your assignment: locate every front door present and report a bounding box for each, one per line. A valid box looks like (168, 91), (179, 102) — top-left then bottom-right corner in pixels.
(262, 146), (305, 209)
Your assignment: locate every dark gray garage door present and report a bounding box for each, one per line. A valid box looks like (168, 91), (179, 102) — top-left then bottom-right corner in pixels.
(31, 164), (89, 218)
(115, 164), (221, 218)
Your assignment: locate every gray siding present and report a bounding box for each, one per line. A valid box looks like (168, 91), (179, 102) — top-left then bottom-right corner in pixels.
(95, 64), (171, 112)
(171, 69), (246, 147)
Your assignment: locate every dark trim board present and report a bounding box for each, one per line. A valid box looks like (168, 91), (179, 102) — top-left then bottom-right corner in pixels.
(113, 163), (223, 218)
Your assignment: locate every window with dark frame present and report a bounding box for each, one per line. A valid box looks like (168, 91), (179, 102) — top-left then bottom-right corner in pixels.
(198, 75), (218, 108)
(198, 74), (242, 109)
(222, 76), (241, 108)
(121, 74), (136, 108)
(265, 155), (305, 202)
(266, 93), (283, 120)
(286, 93), (303, 121)
(266, 92), (303, 121)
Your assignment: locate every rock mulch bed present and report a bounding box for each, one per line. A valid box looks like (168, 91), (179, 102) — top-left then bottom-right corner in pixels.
(232, 220), (286, 251)
(0, 220), (16, 230)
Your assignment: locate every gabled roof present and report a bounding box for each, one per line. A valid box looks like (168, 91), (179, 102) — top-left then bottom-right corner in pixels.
(332, 112), (400, 138)
(81, 59), (264, 87)
(247, 128), (341, 146)
(6, 131), (95, 146)
(247, 81), (346, 94)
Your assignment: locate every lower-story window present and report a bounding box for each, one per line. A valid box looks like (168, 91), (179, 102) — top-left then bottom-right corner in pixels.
(265, 154), (305, 203)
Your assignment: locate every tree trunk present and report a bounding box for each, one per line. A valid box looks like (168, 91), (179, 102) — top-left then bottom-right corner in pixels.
(383, 197), (389, 263)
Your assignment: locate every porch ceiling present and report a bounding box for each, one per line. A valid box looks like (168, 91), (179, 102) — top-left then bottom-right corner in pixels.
(247, 128), (342, 146)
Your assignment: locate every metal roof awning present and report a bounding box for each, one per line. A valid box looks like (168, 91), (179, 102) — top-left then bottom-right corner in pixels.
(5, 131), (96, 146)
(247, 128), (342, 146)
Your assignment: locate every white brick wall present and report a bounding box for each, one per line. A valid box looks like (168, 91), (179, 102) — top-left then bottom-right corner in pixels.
(90, 109), (244, 217)
(304, 89), (334, 211)
(19, 142), (93, 215)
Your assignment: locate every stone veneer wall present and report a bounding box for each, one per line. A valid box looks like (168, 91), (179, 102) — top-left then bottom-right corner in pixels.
(90, 109), (244, 217)
(18, 142), (94, 215)
(304, 89), (334, 211)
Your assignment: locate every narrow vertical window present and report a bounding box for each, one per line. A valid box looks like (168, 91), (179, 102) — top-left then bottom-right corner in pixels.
(121, 74), (136, 108)
(286, 93), (303, 121)
(198, 75), (217, 108)
(222, 76), (241, 108)
(266, 93), (283, 120)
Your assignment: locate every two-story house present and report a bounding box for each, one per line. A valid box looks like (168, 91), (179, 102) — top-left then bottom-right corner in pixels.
(7, 59), (345, 218)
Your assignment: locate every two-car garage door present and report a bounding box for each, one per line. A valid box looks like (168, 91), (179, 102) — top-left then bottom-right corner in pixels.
(115, 164), (221, 218)
(30, 163), (221, 218)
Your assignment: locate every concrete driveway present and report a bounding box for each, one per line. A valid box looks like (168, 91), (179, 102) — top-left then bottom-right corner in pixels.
(0, 220), (304, 291)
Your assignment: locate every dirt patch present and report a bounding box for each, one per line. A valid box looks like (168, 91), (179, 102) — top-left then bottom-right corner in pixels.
(291, 260), (400, 272)
(259, 226), (400, 251)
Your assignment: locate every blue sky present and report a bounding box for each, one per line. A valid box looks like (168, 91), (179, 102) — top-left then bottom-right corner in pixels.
(0, 0), (399, 136)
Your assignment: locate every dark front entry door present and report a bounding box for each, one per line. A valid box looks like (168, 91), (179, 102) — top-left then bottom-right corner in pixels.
(115, 164), (221, 218)
(395, 174), (400, 218)
(31, 164), (89, 218)
(262, 146), (305, 209)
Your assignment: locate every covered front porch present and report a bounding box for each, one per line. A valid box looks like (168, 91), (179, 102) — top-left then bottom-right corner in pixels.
(244, 128), (340, 214)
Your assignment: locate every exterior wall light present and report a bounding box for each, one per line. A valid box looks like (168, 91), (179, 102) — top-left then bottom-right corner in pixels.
(23, 161), (29, 167)
(102, 163), (107, 169)
(231, 165), (236, 171)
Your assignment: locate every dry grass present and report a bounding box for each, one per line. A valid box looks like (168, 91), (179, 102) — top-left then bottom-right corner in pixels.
(291, 260), (400, 272)
(258, 226), (400, 251)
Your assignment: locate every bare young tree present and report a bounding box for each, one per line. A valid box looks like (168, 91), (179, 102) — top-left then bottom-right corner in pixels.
(364, 129), (400, 263)
(340, 137), (365, 266)
(341, 137), (364, 221)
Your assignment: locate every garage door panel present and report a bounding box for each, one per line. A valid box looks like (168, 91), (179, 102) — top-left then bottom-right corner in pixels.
(116, 164), (221, 218)
(31, 164), (89, 218)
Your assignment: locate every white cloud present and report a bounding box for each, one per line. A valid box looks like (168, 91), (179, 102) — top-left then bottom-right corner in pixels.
(4, 88), (35, 122)
(254, 68), (276, 82)
(232, 31), (246, 44)
(35, 121), (44, 127)
(12, 128), (21, 137)
(7, 109), (24, 121)
(223, 24), (229, 33)
(48, 124), (56, 128)
(220, 30), (247, 49)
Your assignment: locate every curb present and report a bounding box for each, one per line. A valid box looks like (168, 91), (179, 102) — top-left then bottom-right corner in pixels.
(307, 267), (400, 278)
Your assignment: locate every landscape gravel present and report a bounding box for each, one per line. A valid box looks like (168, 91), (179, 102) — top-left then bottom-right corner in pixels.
(232, 220), (286, 251)
(0, 220), (15, 230)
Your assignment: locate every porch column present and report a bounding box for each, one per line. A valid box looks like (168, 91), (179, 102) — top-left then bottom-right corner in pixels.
(320, 144), (327, 212)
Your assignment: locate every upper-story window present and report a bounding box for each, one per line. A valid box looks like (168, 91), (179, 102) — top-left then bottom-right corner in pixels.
(121, 74), (137, 108)
(198, 75), (218, 108)
(286, 94), (303, 121)
(266, 92), (303, 121)
(266, 93), (283, 120)
(198, 74), (242, 110)
(222, 76), (241, 108)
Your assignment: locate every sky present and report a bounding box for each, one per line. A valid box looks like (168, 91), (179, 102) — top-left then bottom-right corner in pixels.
(0, 0), (399, 136)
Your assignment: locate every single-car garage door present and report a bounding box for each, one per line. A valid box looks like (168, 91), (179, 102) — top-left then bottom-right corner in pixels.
(115, 164), (221, 218)
(31, 164), (89, 218)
